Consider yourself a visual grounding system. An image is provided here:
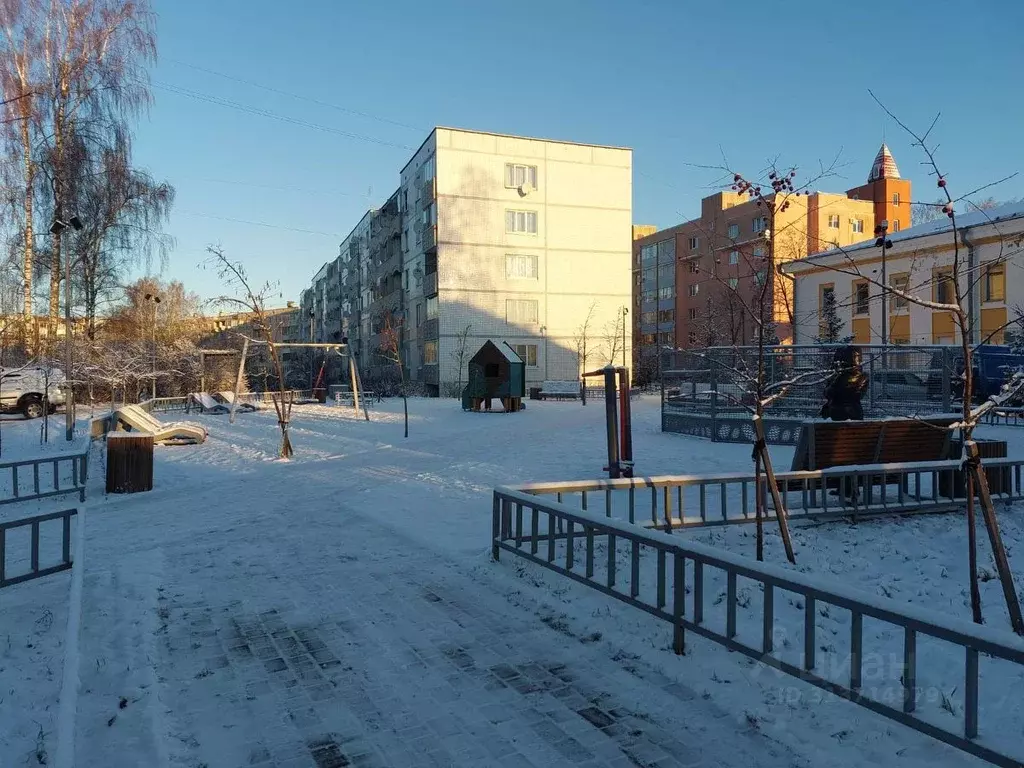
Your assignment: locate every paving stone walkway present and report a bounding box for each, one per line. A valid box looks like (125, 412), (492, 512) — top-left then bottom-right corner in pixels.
(72, 459), (793, 768)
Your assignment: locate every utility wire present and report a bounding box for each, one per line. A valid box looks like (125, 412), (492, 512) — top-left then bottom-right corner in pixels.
(148, 79), (415, 151)
(164, 58), (426, 133)
(182, 176), (361, 198)
(177, 211), (340, 237)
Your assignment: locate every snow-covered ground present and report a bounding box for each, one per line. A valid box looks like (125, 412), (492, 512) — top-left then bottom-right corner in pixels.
(0, 396), (1021, 767)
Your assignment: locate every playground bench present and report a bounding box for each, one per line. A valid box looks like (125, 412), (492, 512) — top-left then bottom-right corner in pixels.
(539, 381), (581, 400)
(786, 416), (958, 493)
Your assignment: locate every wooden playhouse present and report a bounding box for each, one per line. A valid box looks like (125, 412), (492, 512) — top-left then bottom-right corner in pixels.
(461, 340), (526, 413)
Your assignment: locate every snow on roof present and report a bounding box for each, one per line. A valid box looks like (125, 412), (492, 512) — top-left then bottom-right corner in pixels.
(497, 341), (523, 364)
(867, 143), (901, 182)
(790, 199), (1024, 270)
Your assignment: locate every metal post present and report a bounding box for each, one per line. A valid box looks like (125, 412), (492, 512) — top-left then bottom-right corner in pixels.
(619, 367), (633, 476)
(229, 337), (249, 425)
(64, 235), (73, 441)
(604, 365), (620, 479)
(151, 299), (158, 400)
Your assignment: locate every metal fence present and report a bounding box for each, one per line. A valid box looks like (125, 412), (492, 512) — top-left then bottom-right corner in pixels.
(512, 458), (1024, 531)
(662, 344), (957, 418)
(0, 452), (88, 507)
(491, 485), (1024, 767)
(0, 508), (78, 588)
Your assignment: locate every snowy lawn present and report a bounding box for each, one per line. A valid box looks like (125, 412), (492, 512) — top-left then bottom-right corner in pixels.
(0, 395), (1021, 767)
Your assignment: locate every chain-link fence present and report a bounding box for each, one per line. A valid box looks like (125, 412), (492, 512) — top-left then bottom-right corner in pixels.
(661, 345), (960, 427)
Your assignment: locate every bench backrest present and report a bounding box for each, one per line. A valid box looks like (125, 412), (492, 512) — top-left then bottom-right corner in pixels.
(542, 381), (579, 394)
(792, 417), (957, 471)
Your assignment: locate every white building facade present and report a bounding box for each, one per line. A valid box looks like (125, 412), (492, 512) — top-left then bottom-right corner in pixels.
(785, 203), (1024, 347)
(308, 127), (634, 396)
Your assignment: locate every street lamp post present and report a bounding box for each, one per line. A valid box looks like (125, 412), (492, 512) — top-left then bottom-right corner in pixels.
(50, 215), (83, 442)
(540, 325), (548, 380)
(874, 221), (893, 401)
(144, 293), (161, 399)
(621, 306), (628, 369)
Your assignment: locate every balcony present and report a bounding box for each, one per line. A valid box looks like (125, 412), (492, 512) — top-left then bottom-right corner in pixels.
(418, 223), (437, 251)
(422, 317), (439, 340)
(423, 270), (438, 298)
(420, 176), (436, 207)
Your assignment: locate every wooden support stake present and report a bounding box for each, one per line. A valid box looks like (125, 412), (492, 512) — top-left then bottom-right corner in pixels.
(966, 440), (1024, 635)
(230, 337), (250, 425)
(754, 415), (796, 564)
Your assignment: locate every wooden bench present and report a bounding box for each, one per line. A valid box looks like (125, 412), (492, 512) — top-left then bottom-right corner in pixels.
(538, 381), (580, 400)
(787, 416), (959, 493)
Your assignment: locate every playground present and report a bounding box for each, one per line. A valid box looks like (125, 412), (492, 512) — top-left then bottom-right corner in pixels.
(1, 395), (1023, 767)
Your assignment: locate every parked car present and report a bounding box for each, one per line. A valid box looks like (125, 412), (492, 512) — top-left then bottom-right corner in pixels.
(871, 370), (929, 402)
(0, 367), (67, 418)
(926, 345), (1024, 404)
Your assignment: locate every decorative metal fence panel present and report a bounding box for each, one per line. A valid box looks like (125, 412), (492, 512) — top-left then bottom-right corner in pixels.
(0, 508), (78, 588)
(491, 486), (1024, 767)
(0, 452), (88, 507)
(661, 346), (958, 442)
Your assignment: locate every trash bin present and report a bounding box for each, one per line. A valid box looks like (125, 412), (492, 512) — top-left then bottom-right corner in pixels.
(529, 387), (542, 400)
(106, 432), (154, 493)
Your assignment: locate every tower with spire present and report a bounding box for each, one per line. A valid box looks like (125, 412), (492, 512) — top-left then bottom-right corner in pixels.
(846, 143), (913, 234)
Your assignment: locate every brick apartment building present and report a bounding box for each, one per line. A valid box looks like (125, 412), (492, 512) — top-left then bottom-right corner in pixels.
(632, 145), (911, 372)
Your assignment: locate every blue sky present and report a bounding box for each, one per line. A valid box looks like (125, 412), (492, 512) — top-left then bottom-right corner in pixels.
(134, 0), (1024, 304)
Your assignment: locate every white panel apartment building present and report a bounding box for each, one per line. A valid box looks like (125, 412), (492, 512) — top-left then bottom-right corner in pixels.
(309, 127), (633, 396)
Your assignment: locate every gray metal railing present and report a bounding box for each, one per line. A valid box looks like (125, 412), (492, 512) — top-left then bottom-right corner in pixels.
(0, 507), (78, 588)
(0, 451), (88, 507)
(491, 487), (1024, 767)
(142, 396), (189, 413)
(513, 458), (1024, 530)
(982, 407), (1024, 427)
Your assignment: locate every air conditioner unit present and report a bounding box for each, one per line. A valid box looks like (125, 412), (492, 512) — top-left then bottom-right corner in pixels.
(518, 182), (534, 197)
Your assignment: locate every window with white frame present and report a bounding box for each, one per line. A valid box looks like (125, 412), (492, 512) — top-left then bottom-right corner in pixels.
(752, 216), (767, 233)
(689, 284), (699, 297)
(641, 311), (656, 324)
(505, 298), (539, 324)
(753, 246), (764, 259)
(505, 164), (538, 189)
(641, 244), (657, 263)
(893, 219), (901, 232)
(688, 236), (699, 250)
(727, 223), (740, 240)
(505, 209), (538, 234)
(688, 308), (697, 320)
(658, 285), (675, 299)
(851, 218), (864, 234)
(505, 253), (538, 280)
(828, 214), (840, 229)
(893, 192), (900, 206)
(426, 295), (438, 320)
(513, 344), (538, 366)
(689, 260), (699, 273)
(423, 340), (438, 364)
(729, 251), (739, 265)
(728, 277), (739, 289)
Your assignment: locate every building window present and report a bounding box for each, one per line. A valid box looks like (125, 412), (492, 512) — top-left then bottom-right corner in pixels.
(641, 244), (657, 264)
(640, 333), (656, 345)
(755, 270), (767, 285)
(727, 223), (740, 240)
(423, 341), (438, 364)
(688, 284), (699, 297)
(853, 280), (870, 315)
(851, 219), (864, 234)
(688, 331), (697, 344)
(504, 163), (538, 189)
(658, 264), (673, 282)
(641, 290), (656, 302)
(658, 309), (675, 323)
(828, 214), (840, 229)
(688, 260), (699, 274)
(688, 236), (699, 250)
(933, 267), (955, 304)
(641, 311), (656, 324)
(505, 209), (538, 234)
(688, 308), (697, 320)
(659, 331), (673, 344)
(752, 216), (767, 233)
(513, 343), (538, 366)
(657, 238), (675, 262)
(893, 192), (901, 206)
(426, 295), (438, 320)
(984, 262), (1006, 302)
(415, 302), (423, 327)
(728, 277), (739, 289)
(893, 220), (901, 232)
(658, 285), (675, 300)
(890, 273), (910, 310)
(505, 298), (539, 324)
(506, 253), (538, 279)
(729, 251), (739, 265)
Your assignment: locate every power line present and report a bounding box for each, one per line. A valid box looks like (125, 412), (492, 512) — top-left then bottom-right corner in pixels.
(148, 80), (416, 151)
(177, 211), (340, 237)
(164, 58), (426, 134)
(181, 176), (362, 198)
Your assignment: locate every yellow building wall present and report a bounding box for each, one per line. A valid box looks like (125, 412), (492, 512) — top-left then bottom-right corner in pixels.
(981, 307), (1008, 344)
(931, 312), (955, 343)
(889, 314), (910, 343)
(852, 317), (871, 344)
